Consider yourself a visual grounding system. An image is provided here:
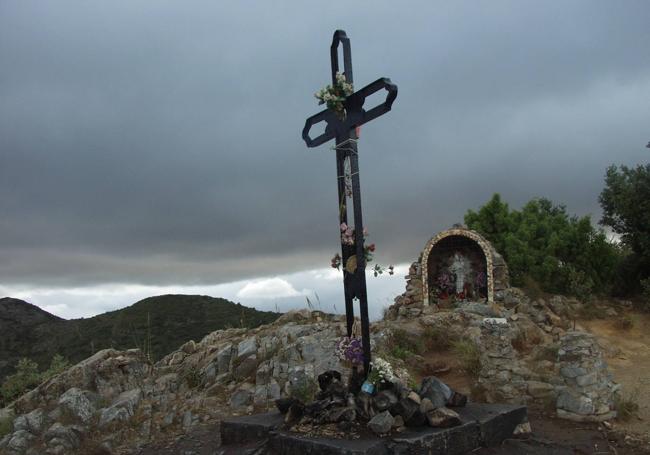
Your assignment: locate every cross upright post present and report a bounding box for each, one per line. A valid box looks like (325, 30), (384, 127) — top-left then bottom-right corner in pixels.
(302, 30), (397, 377)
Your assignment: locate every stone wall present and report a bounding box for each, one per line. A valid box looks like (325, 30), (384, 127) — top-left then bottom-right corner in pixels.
(556, 332), (618, 422)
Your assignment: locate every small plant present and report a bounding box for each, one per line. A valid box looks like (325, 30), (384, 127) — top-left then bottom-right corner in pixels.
(387, 328), (425, 356)
(422, 326), (454, 351)
(1, 358), (41, 404)
(614, 392), (640, 421)
(182, 366), (201, 389)
(389, 345), (411, 360)
(0, 415), (13, 437)
(291, 380), (317, 403)
(41, 354), (70, 382)
(451, 339), (481, 377)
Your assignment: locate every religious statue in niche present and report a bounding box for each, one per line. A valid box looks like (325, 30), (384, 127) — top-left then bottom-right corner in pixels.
(431, 250), (488, 302)
(449, 251), (470, 295)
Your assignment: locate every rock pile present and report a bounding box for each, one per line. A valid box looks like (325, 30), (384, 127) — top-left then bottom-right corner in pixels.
(275, 370), (467, 436)
(386, 261), (425, 319)
(556, 332), (618, 422)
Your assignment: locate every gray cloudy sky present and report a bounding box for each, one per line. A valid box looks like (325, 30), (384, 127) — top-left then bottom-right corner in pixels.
(1, 1), (649, 318)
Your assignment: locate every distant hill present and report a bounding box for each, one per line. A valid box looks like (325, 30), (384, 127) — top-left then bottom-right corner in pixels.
(0, 295), (279, 382)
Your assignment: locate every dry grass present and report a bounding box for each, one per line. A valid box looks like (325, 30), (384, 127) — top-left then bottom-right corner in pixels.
(451, 339), (481, 378)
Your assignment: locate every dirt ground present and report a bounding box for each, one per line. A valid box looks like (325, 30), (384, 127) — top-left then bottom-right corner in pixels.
(579, 312), (650, 438)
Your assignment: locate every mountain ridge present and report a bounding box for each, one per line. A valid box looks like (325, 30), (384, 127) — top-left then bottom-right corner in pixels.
(0, 294), (279, 384)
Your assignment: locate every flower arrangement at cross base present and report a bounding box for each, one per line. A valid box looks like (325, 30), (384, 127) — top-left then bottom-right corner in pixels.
(335, 336), (364, 367)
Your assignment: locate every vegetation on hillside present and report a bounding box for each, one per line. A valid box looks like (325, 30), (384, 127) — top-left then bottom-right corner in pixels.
(464, 194), (621, 298)
(0, 295), (279, 386)
(1, 355), (69, 407)
(599, 163), (650, 296)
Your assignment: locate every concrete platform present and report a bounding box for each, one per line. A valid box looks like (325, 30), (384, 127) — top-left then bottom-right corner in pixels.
(220, 403), (528, 455)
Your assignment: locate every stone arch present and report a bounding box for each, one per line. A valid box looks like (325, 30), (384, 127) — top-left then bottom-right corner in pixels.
(421, 228), (506, 304)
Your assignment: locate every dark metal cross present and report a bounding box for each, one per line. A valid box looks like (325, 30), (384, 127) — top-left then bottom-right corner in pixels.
(302, 30), (398, 376)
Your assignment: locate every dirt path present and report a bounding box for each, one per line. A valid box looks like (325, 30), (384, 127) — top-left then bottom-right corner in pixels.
(580, 312), (650, 437)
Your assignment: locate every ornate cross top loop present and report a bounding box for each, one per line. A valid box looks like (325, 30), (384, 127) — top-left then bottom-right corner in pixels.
(302, 30), (398, 148)
(302, 30), (398, 378)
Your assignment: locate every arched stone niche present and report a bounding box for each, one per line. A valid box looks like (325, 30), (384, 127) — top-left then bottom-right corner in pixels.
(421, 228), (509, 304)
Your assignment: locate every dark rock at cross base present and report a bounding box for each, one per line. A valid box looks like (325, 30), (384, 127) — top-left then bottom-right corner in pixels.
(275, 398), (296, 414)
(373, 390), (398, 412)
(390, 397), (420, 422)
(317, 406), (356, 425)
(284, 402), (305, 423)
(426, 406), (461, 428)
(304, 399), (333, 416)
(316, 380), (347, 401)
(355, 391), (375, 421)
(405, 409), (427, 427)
(317, 370), (342, 392)
(367, 410), (394, 435)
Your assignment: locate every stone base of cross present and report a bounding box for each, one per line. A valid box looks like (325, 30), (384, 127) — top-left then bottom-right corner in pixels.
(302, 30), (397, 376)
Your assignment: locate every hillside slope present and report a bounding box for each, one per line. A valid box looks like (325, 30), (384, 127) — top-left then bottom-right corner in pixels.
(0, 295), (279, 381)
(0, 298), (63, 380)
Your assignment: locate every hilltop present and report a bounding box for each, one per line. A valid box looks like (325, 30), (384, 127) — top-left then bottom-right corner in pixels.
(0, 295), (279, 383)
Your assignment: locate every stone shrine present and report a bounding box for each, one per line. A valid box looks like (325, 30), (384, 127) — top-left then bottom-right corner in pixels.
(393, 226), (509, 312)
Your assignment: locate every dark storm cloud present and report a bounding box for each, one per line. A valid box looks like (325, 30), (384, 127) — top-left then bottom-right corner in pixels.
(1, 1), (649, 286)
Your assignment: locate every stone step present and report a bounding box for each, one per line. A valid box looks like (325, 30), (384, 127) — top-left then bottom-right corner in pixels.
(219, 403), (527, 454)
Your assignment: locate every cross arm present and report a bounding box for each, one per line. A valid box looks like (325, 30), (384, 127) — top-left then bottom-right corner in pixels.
(346, 77), (398, 127)
(302, 108), (339, 148)
(302, 77), (398, 148)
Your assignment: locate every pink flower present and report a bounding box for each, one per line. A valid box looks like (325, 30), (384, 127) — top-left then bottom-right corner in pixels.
(345, 227), (354, 237)
(340, 222), (348, 232)
(363, 227), (369, 237)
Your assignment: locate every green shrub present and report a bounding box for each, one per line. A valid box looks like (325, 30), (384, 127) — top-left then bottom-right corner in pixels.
(42, 354), (70, 382)
(614, 393), (639, 421)
(1, 358), (41, 404)
(290, 380), (317, 403)
(182, 367), (201, 389)
(451, 339), (481, 377)
(387, 328), (425, 356)
(0, 416), (13, 437)
(390, 346), (411, 360)
(422, 326), (455, 351)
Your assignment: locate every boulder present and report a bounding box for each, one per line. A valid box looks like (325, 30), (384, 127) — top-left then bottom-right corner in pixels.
(44, 423), (84, 453)
(230, 388), (253, 409)
(98, 388), (142, 428)
(368, 410), (394, 435)
(12, 408), (47, 435)
(373, 390), (398, 412)
(237, 337), (258, 361)
(6, 430), (35, 454)
(58, 387), (96, 424)
(426, 407), (461, 428)
(418, 377), (452, 408)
